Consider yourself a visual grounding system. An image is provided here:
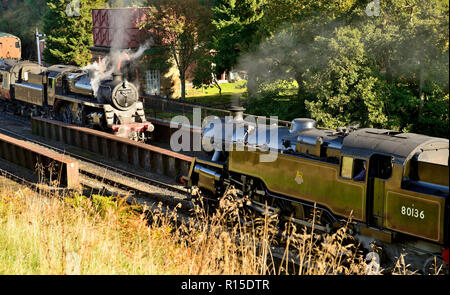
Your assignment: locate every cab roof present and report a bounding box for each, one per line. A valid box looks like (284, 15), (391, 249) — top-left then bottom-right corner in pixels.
(47, 64), (80, 78)
(0, 60), (41, 74)
(0, 32), (20, 39)
(341, 128), (449, 165)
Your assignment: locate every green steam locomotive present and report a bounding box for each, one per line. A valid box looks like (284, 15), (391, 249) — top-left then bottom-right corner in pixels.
(187, 107), (449, 273)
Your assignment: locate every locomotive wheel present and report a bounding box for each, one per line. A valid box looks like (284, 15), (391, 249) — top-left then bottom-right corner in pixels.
(73, 104), (84, 126)
(57, 103), (83, 125)
(61, 105), (73, 124)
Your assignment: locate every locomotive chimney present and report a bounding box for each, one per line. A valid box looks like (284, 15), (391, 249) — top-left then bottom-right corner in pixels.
(290, 118), (316, 134)
(229, 106), (245, 121)
(112, 71), (123, 84)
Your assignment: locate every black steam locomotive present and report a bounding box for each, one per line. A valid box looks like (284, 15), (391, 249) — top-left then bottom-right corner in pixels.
(0, 59), (154, 140)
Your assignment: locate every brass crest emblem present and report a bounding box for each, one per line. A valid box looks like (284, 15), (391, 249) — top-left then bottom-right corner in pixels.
(295, 170), (304, 185)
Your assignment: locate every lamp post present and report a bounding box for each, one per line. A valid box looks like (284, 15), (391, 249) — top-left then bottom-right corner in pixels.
(35, 27), (45, 65)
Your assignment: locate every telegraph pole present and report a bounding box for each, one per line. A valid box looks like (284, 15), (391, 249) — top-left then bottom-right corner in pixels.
(35, 27), (45, 65)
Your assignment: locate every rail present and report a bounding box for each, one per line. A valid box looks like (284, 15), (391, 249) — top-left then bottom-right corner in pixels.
(31, 117), (193, 180)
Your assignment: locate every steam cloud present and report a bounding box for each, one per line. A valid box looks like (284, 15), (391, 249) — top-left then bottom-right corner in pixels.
(236, 18), (449, 104)
(83, 0), (151, 97)
(83, 43), (151, 97)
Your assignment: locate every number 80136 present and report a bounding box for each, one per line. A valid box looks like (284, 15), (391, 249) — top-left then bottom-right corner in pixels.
(401, 206), (424, 219)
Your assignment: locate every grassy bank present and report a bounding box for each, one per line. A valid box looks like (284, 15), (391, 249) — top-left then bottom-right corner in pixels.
(0, 178), (439, 275)
(0, 180), (267, 275)
(186, 81), (247, 106)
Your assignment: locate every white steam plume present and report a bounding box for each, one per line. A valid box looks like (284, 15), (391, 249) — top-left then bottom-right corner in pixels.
(83, 41), (151, 97)
(84, 0), (151, 97)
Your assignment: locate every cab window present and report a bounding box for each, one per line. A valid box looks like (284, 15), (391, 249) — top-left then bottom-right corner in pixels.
(341, 157), (354, 179)
(369, 154), (392, 180)
(341, 156), (367, 182)
(48, 78), (55, 89)
(353, 159), (367, 182)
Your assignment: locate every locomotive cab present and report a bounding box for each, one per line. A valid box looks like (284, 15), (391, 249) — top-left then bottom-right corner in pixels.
(403, 143), (449, 196)
(13, 63), (46, 108)
(0, 61), (13, 99)
(0, 32), (21, 60)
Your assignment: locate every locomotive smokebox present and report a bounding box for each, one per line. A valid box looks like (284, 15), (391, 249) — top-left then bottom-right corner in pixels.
(290, 118), (316, 134)
(97, 71), (138, 111)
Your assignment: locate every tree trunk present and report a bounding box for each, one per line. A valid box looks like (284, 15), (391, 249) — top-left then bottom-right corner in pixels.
(214, 78), (222, 100)
(247, 74), (257, 98)
(386, 53), (393, 83)
(419, 62), (425, 111)
(180, 72), (186, 100)
(295, 73), (306, 115)
(170, 45), (186, 100)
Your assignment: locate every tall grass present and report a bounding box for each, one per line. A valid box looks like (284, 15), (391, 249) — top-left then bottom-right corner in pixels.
(0, 180), (444, 275)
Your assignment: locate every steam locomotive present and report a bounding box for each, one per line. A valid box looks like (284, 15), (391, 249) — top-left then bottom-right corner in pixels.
(0, 58), (154, 141)
(186, 107), (449, 273)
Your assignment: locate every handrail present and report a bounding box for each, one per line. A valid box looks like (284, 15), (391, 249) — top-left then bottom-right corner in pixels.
(141, 95), (292, 127)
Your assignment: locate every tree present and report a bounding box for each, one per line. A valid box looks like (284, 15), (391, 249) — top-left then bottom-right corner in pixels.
(0, 0), (48, 59)
(211, 0), (266, 73)
(241, 0), (358, 110)
(305, 26), (387, 128)
(140, 0), (213, 100)
(361, 0), (449, 135)
(242, 0), (448, 137)
(43, 0), (106, 66)
(192, 53), (223, 99)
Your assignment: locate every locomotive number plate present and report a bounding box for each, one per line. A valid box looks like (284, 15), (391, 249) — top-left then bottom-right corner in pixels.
(385, 191), (442, 242)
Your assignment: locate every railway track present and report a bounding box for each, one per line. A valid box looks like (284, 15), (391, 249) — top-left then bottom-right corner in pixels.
(0, 112), (370, 273)
(0, 125), (180, 191)
(0, 112), (192, 208)
(0, 113), (349, 271)
(0, 166), (69, 196)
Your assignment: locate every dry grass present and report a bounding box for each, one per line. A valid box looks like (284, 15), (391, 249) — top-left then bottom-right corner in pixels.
(0, 178), (444, 275)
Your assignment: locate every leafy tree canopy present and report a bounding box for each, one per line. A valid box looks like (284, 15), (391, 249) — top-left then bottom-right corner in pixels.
(140, 0), (213, 99)
(0, 0), (47, 59)
(240, 0), (449, 138)
(43, 0), (106, 66)
(210, 0), (266, 73)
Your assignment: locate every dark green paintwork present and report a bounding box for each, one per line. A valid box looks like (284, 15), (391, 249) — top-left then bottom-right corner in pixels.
(384, 190), (443, 242)
(229, 149), (367, 221)
(228, 149), (446, 244)
(372, 178), (385, 228)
